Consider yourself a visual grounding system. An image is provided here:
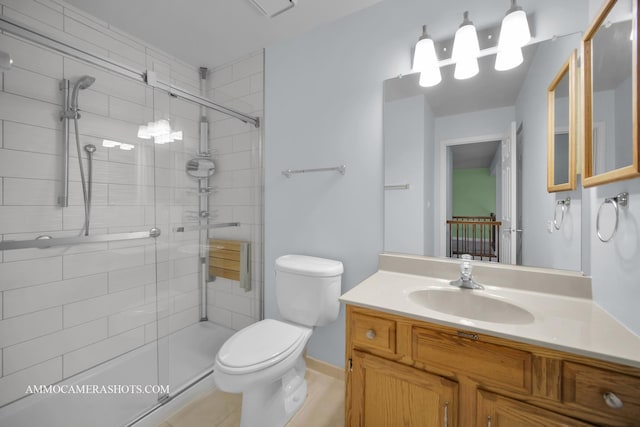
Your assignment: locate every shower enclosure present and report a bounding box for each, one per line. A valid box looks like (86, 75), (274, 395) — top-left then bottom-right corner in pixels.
(0, 11), (263, 427)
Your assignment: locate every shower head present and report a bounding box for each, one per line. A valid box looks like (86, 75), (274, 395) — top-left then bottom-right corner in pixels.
(84, 144), (97, 154)
(76, 75), (96, 90)
(71, 75), (96, 110)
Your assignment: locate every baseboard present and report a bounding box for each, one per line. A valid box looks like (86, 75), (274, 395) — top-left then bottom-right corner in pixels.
(304, 355), (345, 381)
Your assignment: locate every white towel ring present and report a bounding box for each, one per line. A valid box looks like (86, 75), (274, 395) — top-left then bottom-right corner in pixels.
(553, 198), (571, 230)
(596, 192), (629, 243)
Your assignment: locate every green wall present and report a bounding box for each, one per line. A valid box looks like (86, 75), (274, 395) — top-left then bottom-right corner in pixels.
(452, 168), (496, 217)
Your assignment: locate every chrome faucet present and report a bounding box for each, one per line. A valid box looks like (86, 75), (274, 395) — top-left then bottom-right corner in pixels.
(450, 254), (484, 290)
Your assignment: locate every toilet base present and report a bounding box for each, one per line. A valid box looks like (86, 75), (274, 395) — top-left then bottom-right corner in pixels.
(239, 357), (307, 427)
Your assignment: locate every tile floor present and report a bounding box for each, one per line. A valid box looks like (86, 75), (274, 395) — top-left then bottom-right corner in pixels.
(157, 368), (345, 427)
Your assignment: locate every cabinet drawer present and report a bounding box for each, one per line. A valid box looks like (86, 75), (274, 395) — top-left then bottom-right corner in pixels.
(350, 312), (396, 354)
(562, 361), (640, 425)
(412, 327), (532, 395)
(478, 390), (595, 426)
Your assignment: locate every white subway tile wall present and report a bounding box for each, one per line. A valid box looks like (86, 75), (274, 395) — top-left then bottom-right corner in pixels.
(0, 0), (264, 408)
(206, 51), (264, 328)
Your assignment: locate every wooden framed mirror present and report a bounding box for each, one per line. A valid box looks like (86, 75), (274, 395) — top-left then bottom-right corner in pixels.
(582, 0), (640, 187)
(548, 50), (577, 192)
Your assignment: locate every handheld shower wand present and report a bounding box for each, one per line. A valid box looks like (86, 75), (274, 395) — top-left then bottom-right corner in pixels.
(66, 75), (97, 235)
(71, 75), (96, 114)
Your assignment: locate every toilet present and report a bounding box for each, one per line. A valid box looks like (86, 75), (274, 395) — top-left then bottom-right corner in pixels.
(213, 254), (344, 427)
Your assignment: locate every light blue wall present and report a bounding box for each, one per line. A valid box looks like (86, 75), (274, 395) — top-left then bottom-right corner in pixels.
(423, 97), (436, 255)
(265, 0), (597, 367)
(384, 95), (425, 254)
(435, 106), (516, 142)
(586, 2), (640, 337)
(614, 76), (633, 169)
(514, 35), (583, 272)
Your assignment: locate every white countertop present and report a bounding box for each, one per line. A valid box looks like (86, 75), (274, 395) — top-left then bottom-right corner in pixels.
(340, 269), (640, 368)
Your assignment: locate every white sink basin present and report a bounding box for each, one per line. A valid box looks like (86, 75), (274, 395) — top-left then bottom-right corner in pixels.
(408, 288), (535, 324)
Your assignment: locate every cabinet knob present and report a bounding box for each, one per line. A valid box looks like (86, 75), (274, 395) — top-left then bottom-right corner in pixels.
(365, 329), (376, 340)
(603, 391), (623, 409)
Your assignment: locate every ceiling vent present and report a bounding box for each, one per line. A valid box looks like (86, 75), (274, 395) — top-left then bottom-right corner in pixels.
(247, 0), (296, 18)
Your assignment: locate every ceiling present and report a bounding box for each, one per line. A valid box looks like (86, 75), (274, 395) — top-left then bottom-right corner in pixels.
(451, 140), (500, 169)
(63, 0), (383, 69)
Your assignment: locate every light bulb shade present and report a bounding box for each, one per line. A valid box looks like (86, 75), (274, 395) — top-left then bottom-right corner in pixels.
(498, 9), (531, 50)
(495, 46), (524, 71)
(413, 37), (438, 72)
(454, 57), (479, 80)
(419, 66), (442, 87)
(452, 24), (480, 62)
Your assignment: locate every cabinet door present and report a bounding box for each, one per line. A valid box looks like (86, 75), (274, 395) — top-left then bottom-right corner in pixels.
(477, 390), (595, 427)
(350, 350), (458, 427)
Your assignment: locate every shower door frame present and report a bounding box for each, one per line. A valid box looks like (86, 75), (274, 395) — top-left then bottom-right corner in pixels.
(0, 15), (259, 128)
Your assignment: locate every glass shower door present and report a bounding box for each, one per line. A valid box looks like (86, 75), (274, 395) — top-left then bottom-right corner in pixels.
(152, 86), (212, 396)
(0, 53), (163, 426)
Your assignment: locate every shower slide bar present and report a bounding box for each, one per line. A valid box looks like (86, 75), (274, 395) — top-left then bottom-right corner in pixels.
(0, 229), (161, 251)
(0, 15), (259, 128)
(174, 222), (240, 233)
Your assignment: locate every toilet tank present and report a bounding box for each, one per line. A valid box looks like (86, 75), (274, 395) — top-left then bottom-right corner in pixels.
(275, 255), (343, 327)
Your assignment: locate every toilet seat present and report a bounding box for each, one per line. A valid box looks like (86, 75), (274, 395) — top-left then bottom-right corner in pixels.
(215, 319), (310, 374)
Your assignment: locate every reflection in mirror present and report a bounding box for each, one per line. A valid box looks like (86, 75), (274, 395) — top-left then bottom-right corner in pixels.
(547, 50), (576, 192)
(384, 36), (582, 272)
(583, 0), (640, 186)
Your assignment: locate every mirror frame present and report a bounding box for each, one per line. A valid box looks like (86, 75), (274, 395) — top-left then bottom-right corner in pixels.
(548, 50), (578, 192)
(582, 0), (640, 187)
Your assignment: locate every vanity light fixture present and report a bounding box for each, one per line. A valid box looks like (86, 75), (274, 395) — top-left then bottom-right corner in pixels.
(495, 0), (531, 71)
(495, 45), (524, 71)
(452, 11), (480, 79)
(410, 3), (532, 85)
(413, 25), (441, 87)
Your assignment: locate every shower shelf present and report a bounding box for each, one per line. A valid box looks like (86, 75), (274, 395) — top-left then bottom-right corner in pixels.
(0, 229), (160, 251)
(174, 222), (240, 232)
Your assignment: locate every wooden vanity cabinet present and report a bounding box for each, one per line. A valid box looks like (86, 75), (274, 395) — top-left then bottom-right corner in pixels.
(345, 305), (640, 427)
(350, 350), (458, 427)
(477, 390), (595, 427)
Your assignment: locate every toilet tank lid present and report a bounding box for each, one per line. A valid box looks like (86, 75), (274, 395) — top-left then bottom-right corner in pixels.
(275, 255), (343, 277)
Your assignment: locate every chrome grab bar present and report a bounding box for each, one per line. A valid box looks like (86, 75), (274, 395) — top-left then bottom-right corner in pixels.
(0, 228), (161, 251)
(281, 165), (346, 178)
(384, 184), (410, 190)
(174, 222), (240, 232)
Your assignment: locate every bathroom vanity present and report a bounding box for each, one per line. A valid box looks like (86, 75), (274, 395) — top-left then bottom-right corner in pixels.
(341, 255), (640, 426)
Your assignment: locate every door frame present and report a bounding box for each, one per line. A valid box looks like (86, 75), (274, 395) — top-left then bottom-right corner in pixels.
(438, 132), (504, 258)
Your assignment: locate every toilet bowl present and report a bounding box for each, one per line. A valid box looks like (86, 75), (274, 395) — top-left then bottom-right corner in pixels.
(213, 255), (343, 427)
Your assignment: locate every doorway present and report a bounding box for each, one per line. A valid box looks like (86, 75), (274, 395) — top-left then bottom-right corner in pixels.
(438, 122), (522, 265)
